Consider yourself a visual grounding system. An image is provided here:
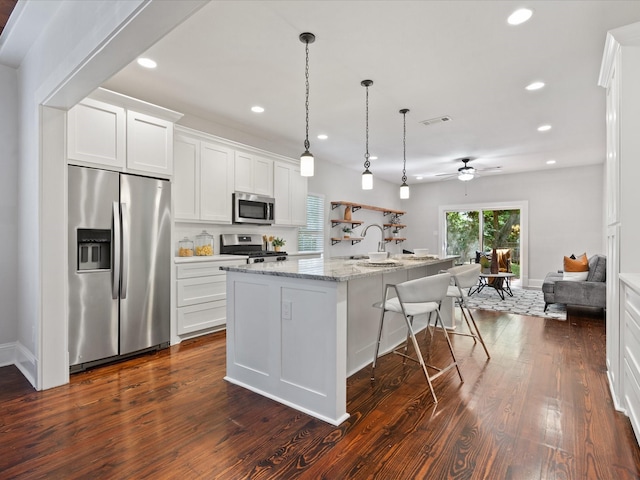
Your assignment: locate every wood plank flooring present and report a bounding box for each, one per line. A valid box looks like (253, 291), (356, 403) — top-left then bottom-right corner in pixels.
(2, 309), (639, 479)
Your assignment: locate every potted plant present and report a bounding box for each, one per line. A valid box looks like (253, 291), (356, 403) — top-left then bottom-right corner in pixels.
(272, 237), (286, 252)
(342, 226), (353, 239)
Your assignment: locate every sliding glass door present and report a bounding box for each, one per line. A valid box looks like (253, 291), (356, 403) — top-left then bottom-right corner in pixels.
(445, 208), (521, 278)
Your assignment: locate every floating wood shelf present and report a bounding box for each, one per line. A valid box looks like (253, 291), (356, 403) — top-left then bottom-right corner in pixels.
(331, 219), (364, 228)
(331, 237), (363, 245)
(383, 223), (407, 230)
(384, 237), (406, 244)
(330, 201), (405, 216)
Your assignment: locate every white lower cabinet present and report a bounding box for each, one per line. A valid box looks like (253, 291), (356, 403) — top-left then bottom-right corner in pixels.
(176, 259), (243, 337)
(621, 275), (640, 442)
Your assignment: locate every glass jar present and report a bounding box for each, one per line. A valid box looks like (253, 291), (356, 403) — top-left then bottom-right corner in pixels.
(178, 237), (194, 257)
(195, 230), (214, 256)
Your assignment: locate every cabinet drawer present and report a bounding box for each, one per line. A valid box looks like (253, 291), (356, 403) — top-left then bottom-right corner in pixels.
(177, 301), (226, 335)
(177, 276), (226, 307)
(624, 358), (640, 444)
(625, 302), (640, 387)
(177, 263), (226, 279)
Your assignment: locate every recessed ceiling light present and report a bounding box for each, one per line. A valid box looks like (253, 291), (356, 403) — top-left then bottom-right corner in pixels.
(251, 106), (265, 113)
(137, 57), (157, 69)
(370, 156), (378, 161)
(546, 159), (556, 165)
(508, 8), (533, 25)
(415, 176), (424, 180)
(317, 134), (328, 140)
(537, 124), (552, 132)
(526, 81), (545, 91)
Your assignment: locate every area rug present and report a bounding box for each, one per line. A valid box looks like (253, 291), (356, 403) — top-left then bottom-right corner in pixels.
(465, 287), (567, 320)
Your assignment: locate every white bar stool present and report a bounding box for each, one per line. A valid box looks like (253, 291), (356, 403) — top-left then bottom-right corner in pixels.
(442, 263), (490, 359)
(371, 272), (463, 404)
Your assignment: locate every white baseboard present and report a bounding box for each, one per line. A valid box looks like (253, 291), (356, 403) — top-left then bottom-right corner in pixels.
(528, 279), (544, 289)
(0, 342), (17, 367)
(15, 341), (37, 389)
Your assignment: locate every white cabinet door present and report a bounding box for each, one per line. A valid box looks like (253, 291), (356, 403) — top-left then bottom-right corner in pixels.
(291, 166), (308, 226)
(234, 152), (254, 193)
(234, 152), (273, 196)
(67, 98), (126, 169)
(127, 110), (174, 176)
(173, 134), (200, 220)
(201, 141), (234, 223)
(273, 161), (307, 226)
(254, 155), (274, 196)
(274, 162), (292, 225)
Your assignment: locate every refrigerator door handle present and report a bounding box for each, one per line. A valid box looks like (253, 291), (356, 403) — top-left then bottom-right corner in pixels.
(121, 202), (130, 299)
(112, 201), (121, 299)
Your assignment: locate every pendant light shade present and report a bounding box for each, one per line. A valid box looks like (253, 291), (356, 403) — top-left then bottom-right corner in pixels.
(399, 108), (410, 199)
(361, 80), (373, 190)
(299, 32), (315, 177)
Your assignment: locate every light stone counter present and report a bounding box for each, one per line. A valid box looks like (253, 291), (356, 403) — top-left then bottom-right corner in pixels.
(219, 255), (457, 281)
(223, 254), (459, 426)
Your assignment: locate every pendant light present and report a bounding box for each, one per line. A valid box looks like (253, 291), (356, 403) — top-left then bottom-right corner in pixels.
(399, 108), (410, 199)
(361, 79), (373, 190)
(299, 32), (315, 177)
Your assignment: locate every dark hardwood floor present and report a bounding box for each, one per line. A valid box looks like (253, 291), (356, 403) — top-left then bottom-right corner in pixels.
(2, 309), (639, 479)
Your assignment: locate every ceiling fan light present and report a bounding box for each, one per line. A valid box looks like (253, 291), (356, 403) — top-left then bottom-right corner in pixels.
(300, 150), (314, 176)
(362, 169), (373, 190)
(458, 171), (474, 182)
(400, 182), (410, 199)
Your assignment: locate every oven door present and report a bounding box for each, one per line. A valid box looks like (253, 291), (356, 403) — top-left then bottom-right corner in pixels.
(233, 193), (275, 225)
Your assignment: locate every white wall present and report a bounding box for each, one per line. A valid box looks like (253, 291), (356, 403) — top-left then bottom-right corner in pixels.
(309, 159), (408, 257)
(404, 164), (605, 286)
(0, 63), (19, 364)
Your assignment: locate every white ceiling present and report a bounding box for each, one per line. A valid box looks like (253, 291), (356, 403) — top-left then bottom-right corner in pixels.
(103, 1), (640, 185)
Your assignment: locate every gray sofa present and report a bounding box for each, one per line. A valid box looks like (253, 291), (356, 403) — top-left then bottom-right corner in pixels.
(542, 254), (606, 311)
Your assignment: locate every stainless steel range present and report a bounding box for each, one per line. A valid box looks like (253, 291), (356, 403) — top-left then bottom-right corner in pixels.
(220, 234), (288, 264)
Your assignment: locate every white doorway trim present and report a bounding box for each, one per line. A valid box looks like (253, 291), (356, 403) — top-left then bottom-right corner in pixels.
(439, 200), (529, 288)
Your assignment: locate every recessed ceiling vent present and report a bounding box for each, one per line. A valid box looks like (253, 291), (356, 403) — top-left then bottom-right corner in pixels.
(420, 115), (452, 126)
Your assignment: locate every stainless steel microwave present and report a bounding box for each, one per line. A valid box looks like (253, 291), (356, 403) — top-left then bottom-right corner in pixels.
(233, 192), (275, 225)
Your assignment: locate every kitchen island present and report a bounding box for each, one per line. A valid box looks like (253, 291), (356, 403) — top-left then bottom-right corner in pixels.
(220, 255), (458, 425)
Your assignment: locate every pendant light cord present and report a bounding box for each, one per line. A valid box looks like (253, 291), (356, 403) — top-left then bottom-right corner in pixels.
(304, 40), (310, 151)
(402, 110), (407, 184)
(364, 84), (370, 169)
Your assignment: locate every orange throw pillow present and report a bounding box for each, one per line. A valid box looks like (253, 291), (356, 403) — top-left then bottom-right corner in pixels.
(563, 253), (589, 281)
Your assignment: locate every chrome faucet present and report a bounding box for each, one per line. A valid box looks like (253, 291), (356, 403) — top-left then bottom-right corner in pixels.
(362, 223), (386, 252)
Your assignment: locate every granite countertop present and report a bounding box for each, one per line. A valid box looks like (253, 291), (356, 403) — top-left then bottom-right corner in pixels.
(219, 255), (459, 282)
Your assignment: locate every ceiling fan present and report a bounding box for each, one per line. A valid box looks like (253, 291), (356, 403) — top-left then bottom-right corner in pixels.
(436, 158), (502, 182)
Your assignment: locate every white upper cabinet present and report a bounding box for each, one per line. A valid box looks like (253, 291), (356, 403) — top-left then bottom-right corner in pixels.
(234, 152), (273, 196)
(200, 141), (234, 223)
(173, 134), (200, 220)
(67, 98), (126, 169)
(67, 88), (182, 178)
(126, 111), (174, 176)
(274, 161), (307, 226)
(174, 129), (234, 224)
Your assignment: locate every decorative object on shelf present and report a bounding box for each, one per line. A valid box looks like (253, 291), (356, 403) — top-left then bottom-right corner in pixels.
(361, 79), (374, 190)
(272, 237), (286, 252)
(178, 237), (194, 257)
(299, 32), (316, 177)
(399, 108), (410, 199)
(344, 205), (352, 221)
(342, 226), (353, 238)
(195, 230), (214, 256)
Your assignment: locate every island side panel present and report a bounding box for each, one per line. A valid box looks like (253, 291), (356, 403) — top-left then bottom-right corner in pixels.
(225, 271), (349, 425)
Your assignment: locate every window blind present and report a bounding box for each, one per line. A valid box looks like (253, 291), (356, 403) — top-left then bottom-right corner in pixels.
(298, 193), (324, 252)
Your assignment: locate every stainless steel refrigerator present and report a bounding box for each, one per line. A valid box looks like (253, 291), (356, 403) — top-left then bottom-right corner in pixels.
(68, 165), (171, 371)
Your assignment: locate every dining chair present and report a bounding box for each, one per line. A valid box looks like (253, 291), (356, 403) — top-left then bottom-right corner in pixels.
(371, 272), (463, 404)
(442, 263), (491, 359)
